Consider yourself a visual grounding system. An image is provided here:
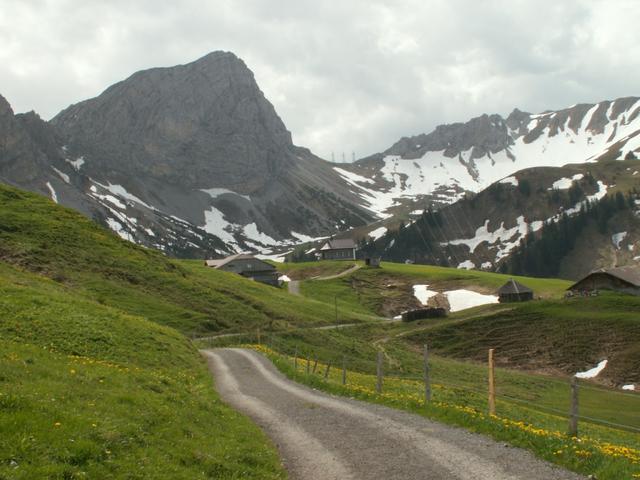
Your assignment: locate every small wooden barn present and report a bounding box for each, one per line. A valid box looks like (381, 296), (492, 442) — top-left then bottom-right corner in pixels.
(205, 254), (279, 287)
(365, 257), (381, 268)
(319, 238), (357, 261)
(568, 266), (640, 296)
(497, 279), (534, 303)
(401, 308), (447, 322)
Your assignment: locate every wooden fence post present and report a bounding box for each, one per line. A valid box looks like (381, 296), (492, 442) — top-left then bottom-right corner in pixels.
(293, 346), (298, 371)
(312, 358), (318, 374)
(488, 348), (496, 416)
(424, 344), (431, 403)
(342, 356), (347, 385)
(324, 362), (331, 379)
(376, 351), (383, 394)
(306, 356), (310, 375)
(569, 376), (579, 437)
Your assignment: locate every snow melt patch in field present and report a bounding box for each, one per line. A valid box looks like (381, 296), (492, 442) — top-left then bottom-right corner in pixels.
(368, 226), (387, 240)
(622, 384), (636, 391)
(413, 285), (438, 305)
(575, 360), (608, 379)
(46, 182), (58, 203)
(612, 232), (628, 249)
(457, 260), (475, 270)
(445, 290), (499, 312)
(278, 275), (291, 282)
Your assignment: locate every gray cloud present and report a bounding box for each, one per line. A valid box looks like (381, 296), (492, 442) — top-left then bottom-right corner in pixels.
(1, 0), (638, 160)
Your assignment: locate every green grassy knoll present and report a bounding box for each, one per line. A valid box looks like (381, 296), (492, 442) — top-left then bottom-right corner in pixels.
(0, 262), (285, 479)
(290, 261), (571, 317)
(0, 184), (367, 337)
(401, 292), (640, 385)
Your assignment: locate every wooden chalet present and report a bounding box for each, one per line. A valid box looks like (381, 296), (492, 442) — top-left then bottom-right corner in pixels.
(205, 254), (279, 287)
(319, 238), (357, 261)
(497, 279), (534, 303)
(568, 266), (640, 296)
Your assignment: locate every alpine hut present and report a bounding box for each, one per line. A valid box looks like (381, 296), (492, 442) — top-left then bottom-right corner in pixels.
(497, 279), (534, 303)
(318, 238), (357, 261)
(568, 266), (640, 296)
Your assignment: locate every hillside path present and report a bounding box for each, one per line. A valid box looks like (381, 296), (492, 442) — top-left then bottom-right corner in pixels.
(203, 348), (585, 480)
(312, 263), (361, 280)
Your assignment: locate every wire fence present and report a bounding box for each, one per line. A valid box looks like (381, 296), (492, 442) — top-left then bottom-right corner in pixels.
(198, 327), (640, 441)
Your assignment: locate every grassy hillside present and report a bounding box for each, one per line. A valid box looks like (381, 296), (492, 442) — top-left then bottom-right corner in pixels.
(402, 292), (640, 385)
(279, 261), (570, 317)
(0, 184), (369, 337)
(0, 261), (284, 479)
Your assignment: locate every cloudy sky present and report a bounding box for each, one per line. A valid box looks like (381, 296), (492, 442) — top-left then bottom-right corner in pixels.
(1, 0), (639, 160)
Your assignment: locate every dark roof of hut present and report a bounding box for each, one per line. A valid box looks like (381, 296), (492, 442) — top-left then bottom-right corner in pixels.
(569, 266), (640, 289)
(498, 279), (533, 295)
(321, 238), (356, 250)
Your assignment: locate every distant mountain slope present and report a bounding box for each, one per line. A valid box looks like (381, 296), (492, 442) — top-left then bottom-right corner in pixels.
(0, 52), (373, 257)
(48, 51), (373, 254)
(338, 97), (640, 218)
(359, 159), (640, 278)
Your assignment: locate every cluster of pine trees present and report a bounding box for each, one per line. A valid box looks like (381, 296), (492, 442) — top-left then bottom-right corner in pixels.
(503, 191), (638, 277)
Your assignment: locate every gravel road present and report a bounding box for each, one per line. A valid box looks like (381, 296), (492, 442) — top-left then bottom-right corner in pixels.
(203, 348), (585, 480)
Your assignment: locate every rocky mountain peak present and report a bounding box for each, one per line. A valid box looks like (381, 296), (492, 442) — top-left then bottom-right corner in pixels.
(0, 94), (14, 119)
(52, 51), (293, 192)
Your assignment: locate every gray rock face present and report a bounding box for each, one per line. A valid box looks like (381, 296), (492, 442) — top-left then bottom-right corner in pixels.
(1, 53), (375, 256)
(384, 113), (513, 161)
(53, 52), (294, 192)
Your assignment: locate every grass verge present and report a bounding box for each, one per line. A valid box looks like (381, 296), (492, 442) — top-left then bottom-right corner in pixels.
(250, 344), (640, 480)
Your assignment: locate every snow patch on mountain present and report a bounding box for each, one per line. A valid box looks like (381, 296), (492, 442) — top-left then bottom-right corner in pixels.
(551, 173), (584, 190)
(243, 223), (280, 246)
(349, 98), (640, 218)
(612, 231), (628, 249)
(457, 260), (476, 270)
(51, 166), (70, 184)
(203, 206), (238, 248)
(368, 226), (387, 240)
(499, 176), (518, 186)
(46, 182), (58, 203)
(447, 215), (540, 261)
(201, 187), (251, 202)
(65, 156), (85, 170)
